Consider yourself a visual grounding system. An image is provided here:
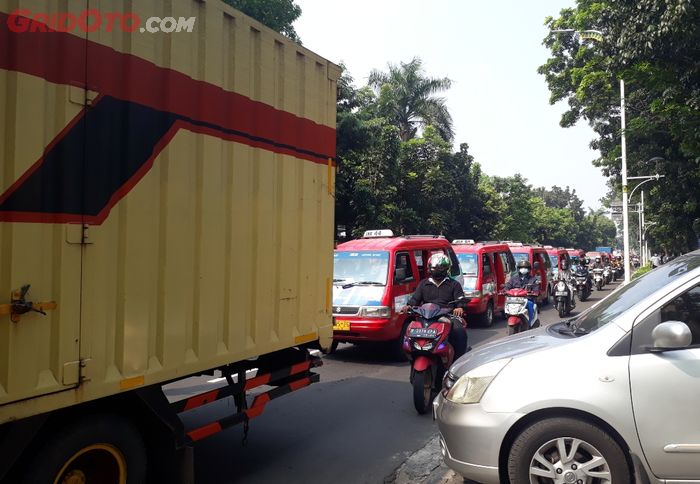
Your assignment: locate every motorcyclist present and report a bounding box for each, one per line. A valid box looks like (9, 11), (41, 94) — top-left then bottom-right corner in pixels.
(591, 256), (604, 270)
(504, 260), (539, 326)
(505, 260), (539, 291)
(572, 258), (592, 290)
(554, 259), (576, 309)
(401, 253), (468, 358)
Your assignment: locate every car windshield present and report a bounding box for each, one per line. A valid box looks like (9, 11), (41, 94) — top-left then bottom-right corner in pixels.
(512, 252), (529, 264)
(333, 251), (389, 285)
(549, 255), (558, 269)
(572, 253), (700, 333)
(457, 253), (478, 275)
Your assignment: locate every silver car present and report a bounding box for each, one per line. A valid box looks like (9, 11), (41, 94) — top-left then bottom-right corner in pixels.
(435, 250), (700, 484)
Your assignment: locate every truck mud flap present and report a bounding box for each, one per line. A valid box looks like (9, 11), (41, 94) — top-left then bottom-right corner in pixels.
(171, 353), (322, 444)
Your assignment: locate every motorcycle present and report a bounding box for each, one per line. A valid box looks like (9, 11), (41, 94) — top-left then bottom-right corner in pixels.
(504, 287), (541, 336)
(603, 266), (613, 284)
(553, 278), (575, 318)
(572, 270), (591, 301)
(592, 268), (605, 290)
(403, 299), (469, 414)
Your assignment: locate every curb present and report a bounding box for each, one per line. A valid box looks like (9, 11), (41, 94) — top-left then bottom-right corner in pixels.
(386, 435), (463, 484)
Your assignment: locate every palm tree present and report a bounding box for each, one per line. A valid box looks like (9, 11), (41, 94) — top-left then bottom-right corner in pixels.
(368, 58), (454, 142)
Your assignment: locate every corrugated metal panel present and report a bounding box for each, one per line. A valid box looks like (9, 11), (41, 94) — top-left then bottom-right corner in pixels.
(0, 0), (87, 408)
(0, 0), (338, 423)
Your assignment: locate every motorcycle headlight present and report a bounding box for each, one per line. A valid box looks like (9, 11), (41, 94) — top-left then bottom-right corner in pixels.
(556, 281), (567, 291)
(422, 342), (434, 351)
(359, 306), (391, 318)
(446, 358), (511, 404)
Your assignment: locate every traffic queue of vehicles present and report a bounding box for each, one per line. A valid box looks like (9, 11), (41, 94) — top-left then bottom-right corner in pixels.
(332, 233), (601, 345)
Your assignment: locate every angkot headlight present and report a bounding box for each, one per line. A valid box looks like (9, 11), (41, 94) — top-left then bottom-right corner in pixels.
(359, 306), (391, 318)
(446, 358), (511, 404)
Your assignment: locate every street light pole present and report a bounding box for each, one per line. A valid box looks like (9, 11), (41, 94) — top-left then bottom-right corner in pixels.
(641, 190), (646, 265)
(621, 79), (631, 283)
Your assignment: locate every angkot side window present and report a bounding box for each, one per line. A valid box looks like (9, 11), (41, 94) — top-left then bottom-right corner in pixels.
(482, 253), (492, 276)
(414, 251), (425, 278)
(448, 248), (461, 277)
(394, 252), (415, 283)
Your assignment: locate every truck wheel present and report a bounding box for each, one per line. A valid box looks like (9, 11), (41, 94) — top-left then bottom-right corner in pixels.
(412, 370), (433, 414)
(507, 417), (630, 484)
(479, 301), (494, 327)
(22, 414), (146, 484)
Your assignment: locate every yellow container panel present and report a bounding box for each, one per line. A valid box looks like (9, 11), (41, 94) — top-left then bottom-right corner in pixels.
(0, 0), (338, 423)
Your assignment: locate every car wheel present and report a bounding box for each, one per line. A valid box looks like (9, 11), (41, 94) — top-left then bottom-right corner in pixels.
(508, 417), (630, 484)
(392, 321), (410, 361)
(480, 301), (494, 327)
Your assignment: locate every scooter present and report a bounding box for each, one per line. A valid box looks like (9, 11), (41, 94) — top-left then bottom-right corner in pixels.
(573, 272), (591, 301)
(603, 266), (613, 284)
(504, 287), (541, 335)
(403, 299), (468, 414)
(592, 268), (605, 290)
(553, 278), (575, 318)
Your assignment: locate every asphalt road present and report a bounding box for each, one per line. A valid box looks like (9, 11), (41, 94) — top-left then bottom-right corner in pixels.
(172, 281), (621, 484)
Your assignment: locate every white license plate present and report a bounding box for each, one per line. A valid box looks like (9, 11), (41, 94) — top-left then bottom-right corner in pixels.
(555, 291), (568, 296)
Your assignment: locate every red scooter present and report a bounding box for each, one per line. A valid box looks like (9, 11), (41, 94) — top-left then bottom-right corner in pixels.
(402, 299), (468, 414)
(504, 287), (541, 335)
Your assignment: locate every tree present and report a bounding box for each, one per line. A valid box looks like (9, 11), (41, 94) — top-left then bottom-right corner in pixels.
(539, 0), (700, 252)
(368, 58), (454, 142)
(224, 0), (302, 41)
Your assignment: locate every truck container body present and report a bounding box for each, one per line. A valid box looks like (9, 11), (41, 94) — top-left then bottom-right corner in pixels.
(0, 0), (338, 428)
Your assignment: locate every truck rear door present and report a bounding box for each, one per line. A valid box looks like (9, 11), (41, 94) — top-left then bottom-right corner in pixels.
(0, 4), (87, 405)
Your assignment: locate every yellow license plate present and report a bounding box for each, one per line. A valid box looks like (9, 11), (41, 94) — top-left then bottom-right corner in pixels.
(333, 319), (351, 331)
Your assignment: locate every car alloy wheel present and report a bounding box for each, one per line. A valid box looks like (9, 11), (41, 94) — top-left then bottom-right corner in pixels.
(530, 437), (611, 483)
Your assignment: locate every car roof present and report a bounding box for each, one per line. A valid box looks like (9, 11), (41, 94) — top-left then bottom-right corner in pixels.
(336, 236), (451, 251)
(546, 248), (568, 256)
(452, 243), (510, 253)
(510, 245), (546, 254)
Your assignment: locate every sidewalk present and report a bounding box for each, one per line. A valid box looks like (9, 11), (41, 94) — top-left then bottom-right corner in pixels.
(385, 434), (467, 484)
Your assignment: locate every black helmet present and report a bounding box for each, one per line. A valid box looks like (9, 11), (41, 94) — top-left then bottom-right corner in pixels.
(516, 260), (531, 270)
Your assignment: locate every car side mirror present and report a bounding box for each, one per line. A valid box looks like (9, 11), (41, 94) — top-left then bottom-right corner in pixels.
(533, 262), (540, 270)
(394, 268), (406, 282)
(649, 321), (692, 352)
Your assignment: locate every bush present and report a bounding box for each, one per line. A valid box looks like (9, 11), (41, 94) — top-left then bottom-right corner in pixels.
(632, 263), (653, 280)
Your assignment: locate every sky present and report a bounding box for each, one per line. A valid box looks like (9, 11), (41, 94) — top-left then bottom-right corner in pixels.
(294, 0), (609, 210)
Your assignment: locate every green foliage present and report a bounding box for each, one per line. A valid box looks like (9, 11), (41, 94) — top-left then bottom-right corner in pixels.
(539, 0), (700, 253)
(632, 263), (653, 280)
(223, 0), (301, 41)
(368, 58), (454, 142)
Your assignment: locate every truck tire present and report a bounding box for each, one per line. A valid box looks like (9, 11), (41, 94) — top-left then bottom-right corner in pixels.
(507, 417), (630, 484)
(22, 414), (146, 484)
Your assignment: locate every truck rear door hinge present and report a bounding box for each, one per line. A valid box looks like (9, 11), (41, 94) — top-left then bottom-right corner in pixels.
(65, 224), (94, 245)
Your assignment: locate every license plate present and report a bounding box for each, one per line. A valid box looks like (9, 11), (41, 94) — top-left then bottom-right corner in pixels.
(333, 319), (351, 331)
(408, 328), (438, 338)
(556, 291), (568, 296)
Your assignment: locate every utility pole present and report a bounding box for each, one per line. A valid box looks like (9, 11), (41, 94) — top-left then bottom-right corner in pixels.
(621, 79), (631, 283)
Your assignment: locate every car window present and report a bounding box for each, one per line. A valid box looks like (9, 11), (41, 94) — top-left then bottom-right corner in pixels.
(573, 254), (700, 333)
(631, 284), (700, 353)
(447, 248), (461, 277)
(414, 250), (425, 277)
(394, 252), (415, 283)
(482, 253), (492, 276)
(512, 252), (528, 264)
(457, 252), (478, 275)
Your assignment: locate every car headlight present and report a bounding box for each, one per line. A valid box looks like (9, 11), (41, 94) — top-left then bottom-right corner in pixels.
(359, 306), (391, 318)
(446, 358), (511, 404)
(463, 290), (481, 298)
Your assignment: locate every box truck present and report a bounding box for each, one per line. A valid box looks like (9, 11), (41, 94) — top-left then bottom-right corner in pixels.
(0, 1), (339, 482)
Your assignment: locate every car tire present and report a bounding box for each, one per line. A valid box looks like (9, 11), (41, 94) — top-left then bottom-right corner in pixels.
(507, 417), (630, 484)
(392, 321), (410, 361)
(22, 414), (146, 484)
(479, 301), (494, 327)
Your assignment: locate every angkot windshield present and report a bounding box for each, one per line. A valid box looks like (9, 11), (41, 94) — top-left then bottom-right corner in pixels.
(457, 253), (478, 275)
(333, 251), (389, 285)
